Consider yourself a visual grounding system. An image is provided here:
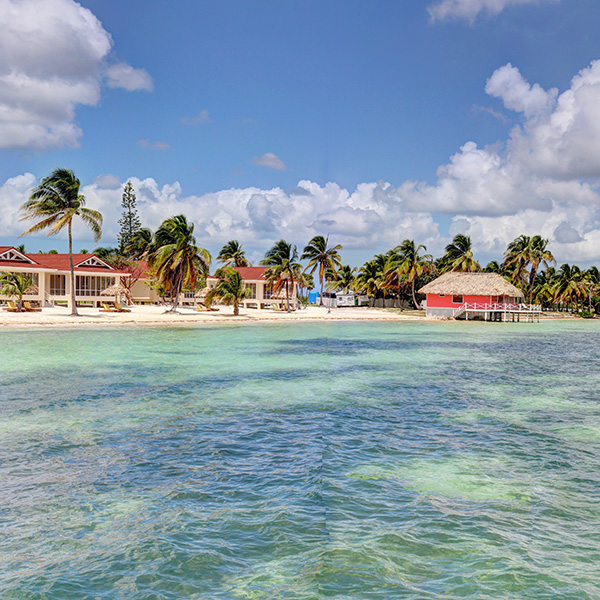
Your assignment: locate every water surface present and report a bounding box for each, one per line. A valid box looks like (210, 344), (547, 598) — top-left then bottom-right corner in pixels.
(1, 320), (599, 599)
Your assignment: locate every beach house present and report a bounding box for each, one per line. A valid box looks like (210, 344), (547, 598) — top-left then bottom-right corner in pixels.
(0, 246), (130, 308)
(203, 266), (298, 309)
(418, 272), (541, 321)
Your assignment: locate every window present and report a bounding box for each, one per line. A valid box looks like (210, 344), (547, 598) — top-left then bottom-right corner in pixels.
(75, 275), (114, 296)
(263, 285), (272, 300)
(246, 283), (256, 299)
(50, 274), (66, 295)
(452, 295), (464, 303)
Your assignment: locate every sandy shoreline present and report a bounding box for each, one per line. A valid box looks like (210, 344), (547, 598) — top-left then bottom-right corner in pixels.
(0, 304), (433, 328)
(0, 304), (582, 329)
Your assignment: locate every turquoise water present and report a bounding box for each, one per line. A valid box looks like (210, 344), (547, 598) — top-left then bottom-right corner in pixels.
(1, 320), (600, 599)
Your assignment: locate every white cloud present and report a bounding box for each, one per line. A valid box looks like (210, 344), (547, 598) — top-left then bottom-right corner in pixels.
(485, 63), (557, 119)
(0, 0), (152, 150)
(69, 176), (437, 253)
(137, 139), (169, 150)
(252, 153), (287, 171)
(0, 173), (36, 237)
(181, 109), (211, 125)
(104, 63), (153, 92)
(428, 0), (555, 22)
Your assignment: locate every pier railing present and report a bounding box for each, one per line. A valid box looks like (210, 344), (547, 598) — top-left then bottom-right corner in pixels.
(452, 302), (542, 318)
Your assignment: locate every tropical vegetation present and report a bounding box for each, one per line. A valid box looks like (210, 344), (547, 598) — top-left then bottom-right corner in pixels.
(20, 168), (103, 316)
(148, 215), (211, 311)
(0, 272), (35, 311)
(205, 267), (252, 315)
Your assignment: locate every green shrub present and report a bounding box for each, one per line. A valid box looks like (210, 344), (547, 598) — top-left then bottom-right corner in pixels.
(579, 310), (595, 319)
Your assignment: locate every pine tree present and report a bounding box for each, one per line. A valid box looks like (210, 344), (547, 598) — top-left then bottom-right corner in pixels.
(118, 181), (141, 254)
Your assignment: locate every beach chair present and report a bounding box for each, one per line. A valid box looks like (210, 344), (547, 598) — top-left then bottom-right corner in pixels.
(23, 301), (42, 312)
(115, 302), (132, 313)
(3, 300), (19, 312)
(99, 303), (118, 313)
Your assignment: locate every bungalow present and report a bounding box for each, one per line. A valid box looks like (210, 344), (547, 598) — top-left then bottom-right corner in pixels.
(0, 246), (130, 308)
(418, 272), (541, 321)
(203, 266), (298, 309)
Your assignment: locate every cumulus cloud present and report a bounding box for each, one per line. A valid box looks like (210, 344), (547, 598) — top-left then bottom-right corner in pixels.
(428, 0), (555, 22)
(485, 63), (557, 119)
(181, 109), (211, 125)
(252, 153), (287, 171)
(137, 139), (169, 150)
(0, 0), (152, 150)
(104, 63), (153, 92)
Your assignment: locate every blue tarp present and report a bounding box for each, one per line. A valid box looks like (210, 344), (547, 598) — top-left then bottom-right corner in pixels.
(308, 291), (319, 304)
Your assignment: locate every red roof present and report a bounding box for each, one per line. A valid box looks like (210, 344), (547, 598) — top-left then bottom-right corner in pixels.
(0, 247), (129, 275)
(208, 266), (268, 280)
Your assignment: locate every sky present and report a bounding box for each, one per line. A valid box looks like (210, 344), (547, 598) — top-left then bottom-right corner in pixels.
(1, 0), (600, 267)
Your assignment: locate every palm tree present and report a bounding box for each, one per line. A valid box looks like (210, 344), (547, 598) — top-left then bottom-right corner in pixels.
(125, 227), (154, 259)
(149, 215), (211, 312)
(394, 239), (435, 309)
(503, 235), (555, 303)
(20, 168), (103, 316)
(217, 240), (250, 267)
(205, 267), (252, 315)
(584, 267), (600, 313)
(553, 264), (586, 311)
(326, 265), (357, 294)
(483, 260), (505, 274)
(260, 240), (302, 312)
(439, 234), (481, 272)
(301, 235), (343, 306)
(355, 260), (382, 300)
(0, 272), (34, 311)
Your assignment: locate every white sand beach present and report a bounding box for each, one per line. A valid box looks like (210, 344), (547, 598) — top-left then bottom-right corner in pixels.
(0, 304), (429, 328)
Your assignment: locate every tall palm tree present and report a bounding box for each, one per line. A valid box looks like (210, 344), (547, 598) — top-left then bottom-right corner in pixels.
(217, 240), (250, 267)
(503, 235), (555, 303)
(20, 168), (103, 316)
(439, 234), (481, 272)
(205, 267), (252, 315)
(394, 239), (435, 309)
(301, 235), (343, 306)
(149, 215), (211, 312)
(260, 240), (302, 312)
(0, 272), (35, 312)
(125, 227), (154, 259)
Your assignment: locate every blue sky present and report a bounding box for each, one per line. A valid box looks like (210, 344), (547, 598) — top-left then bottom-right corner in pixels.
(1, 0), (600, 267)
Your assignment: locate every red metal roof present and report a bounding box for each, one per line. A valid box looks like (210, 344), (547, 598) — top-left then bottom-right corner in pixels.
(0, 248), (129, 275)
(208, 266), (268, 280)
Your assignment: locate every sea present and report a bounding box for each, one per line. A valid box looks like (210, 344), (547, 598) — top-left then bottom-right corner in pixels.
(1, 320), (599, 599)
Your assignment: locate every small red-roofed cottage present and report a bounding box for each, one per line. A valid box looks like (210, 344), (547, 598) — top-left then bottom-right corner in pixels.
(0, 246), (130, 308)
(418, 272), (541, 321)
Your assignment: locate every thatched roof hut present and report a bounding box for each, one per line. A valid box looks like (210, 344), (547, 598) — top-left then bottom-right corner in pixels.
(418, 272), (523, 297)
(195, 286), (211, 298)
(270, 288), (288, 300)
(101, 283), (132, 301)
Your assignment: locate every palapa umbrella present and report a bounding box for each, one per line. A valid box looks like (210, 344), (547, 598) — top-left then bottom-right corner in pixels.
(24, 284), (39, 295)
(195, 286), (211, 298)
(101, 283), (132, 305)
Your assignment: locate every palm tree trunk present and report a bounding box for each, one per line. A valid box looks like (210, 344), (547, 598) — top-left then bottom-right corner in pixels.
(169, 271), (182, 312)
(320, 274), (324, 306)
(411, 279), (418, 309)
(234, 302), (239, 316)
(68, 220), (78, 316)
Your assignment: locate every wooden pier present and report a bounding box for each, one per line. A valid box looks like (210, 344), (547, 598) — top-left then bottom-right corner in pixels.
(452, 302), (542, 322)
